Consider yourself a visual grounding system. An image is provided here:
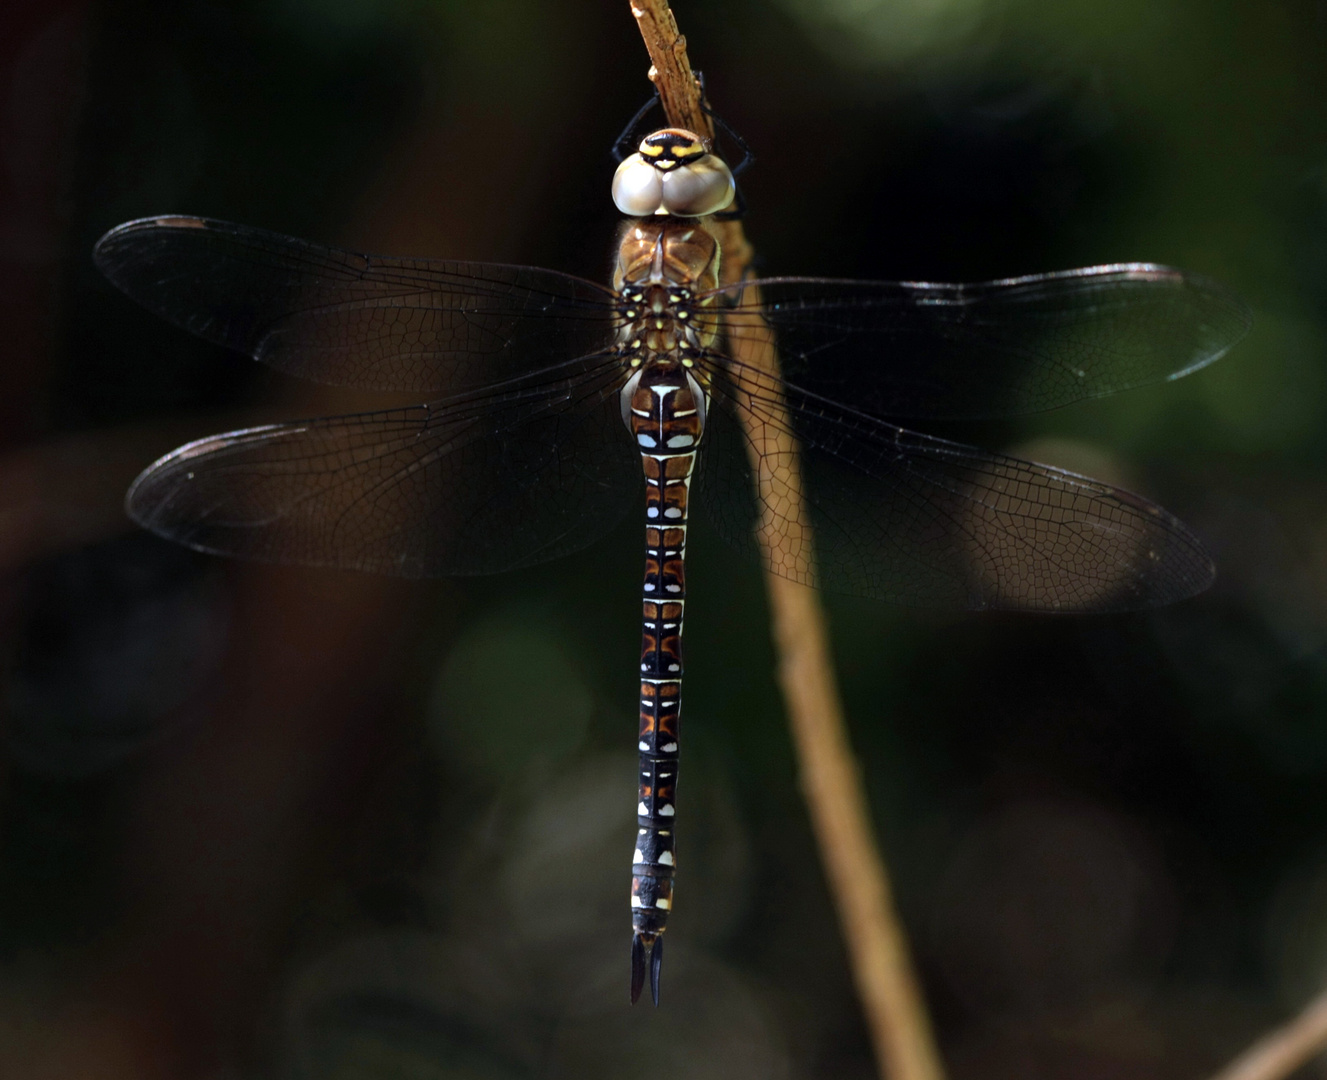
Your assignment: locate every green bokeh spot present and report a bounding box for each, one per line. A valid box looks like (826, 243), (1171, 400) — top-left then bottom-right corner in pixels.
(428, 610), (593, 778)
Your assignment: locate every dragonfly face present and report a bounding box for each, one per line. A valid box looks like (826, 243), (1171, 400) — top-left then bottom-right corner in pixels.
(612, 127), (736, 217)
(93, 110), (1249, 1012)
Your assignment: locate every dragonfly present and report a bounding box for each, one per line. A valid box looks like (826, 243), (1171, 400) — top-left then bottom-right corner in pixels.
(94, 119), (1249, 1007)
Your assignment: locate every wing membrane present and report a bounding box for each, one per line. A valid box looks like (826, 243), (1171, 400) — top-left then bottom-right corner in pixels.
(714, 265), (1249, 419)
(101, 216), (1237, 606)
(696, 370), (1213, 612)
(126, 361), (636, 577)
(95, 216), (619, 393)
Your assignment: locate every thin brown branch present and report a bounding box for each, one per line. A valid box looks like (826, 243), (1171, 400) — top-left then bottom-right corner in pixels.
(627, 1), (705, 135)
(627, 1), (751, 283)
(628, 5), (945, 1079)
(1208, 991), (1327, 1080)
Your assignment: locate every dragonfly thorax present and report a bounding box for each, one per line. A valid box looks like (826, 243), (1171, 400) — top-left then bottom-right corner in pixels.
(614, 219), (720, 291)
(614, 220), (722, 370)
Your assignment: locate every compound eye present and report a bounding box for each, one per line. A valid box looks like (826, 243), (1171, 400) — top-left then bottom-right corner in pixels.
(612, 155), (665, 216)
(659, 156), (736, 217)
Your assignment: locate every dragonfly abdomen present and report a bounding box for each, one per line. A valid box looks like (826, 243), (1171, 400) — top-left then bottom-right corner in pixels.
(624, 364), (704, 1005)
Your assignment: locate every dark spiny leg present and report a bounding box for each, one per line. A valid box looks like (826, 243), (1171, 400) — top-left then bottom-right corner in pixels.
(695, 84), (753, 220)
(699, 97), (755, 177)
(613, 91), (663, 162)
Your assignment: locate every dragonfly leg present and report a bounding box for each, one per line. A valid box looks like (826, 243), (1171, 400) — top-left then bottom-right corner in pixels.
(613, 91), (663, 162)
(699, 95), (755, 178)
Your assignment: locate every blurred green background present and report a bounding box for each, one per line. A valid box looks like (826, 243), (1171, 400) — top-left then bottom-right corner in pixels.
(1, 0), (1325, 1077)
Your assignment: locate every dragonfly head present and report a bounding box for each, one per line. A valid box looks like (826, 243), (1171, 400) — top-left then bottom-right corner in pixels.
(612, 128), (736, 219)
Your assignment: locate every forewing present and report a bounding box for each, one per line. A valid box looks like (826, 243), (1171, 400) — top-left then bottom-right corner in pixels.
(695, 373), (1214, 612)
(127, 362), (636, 577)
(713, 265), (1249, 419)
(95, 216), (619, 393)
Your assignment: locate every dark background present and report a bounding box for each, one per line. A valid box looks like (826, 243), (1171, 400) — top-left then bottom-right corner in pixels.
(0, 1), (1323, 1077)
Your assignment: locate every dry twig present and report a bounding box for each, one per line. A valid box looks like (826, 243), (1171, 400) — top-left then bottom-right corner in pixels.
(1208, 991), (1327, 1080)
(628, 5), (945, 1079)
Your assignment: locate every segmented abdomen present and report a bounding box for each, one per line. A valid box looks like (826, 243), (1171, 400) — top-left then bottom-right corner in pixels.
(623, 364), (704, 996)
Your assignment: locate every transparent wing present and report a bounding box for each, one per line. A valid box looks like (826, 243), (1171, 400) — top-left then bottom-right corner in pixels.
(126, 360), (637, 577)
(94, 216), (620, 393)
(695, 365), (1213, 612)
(713, 265), (1249, 419)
